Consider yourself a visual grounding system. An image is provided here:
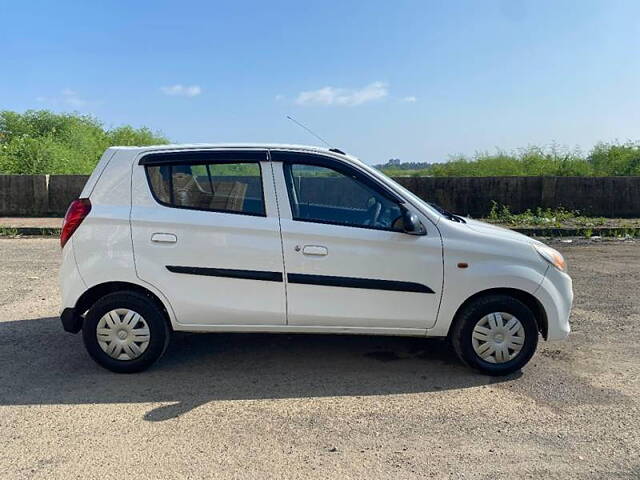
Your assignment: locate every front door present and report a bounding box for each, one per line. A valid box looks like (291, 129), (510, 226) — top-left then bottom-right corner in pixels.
(131, 149), (286, 327)
(271, 151), (443, 331)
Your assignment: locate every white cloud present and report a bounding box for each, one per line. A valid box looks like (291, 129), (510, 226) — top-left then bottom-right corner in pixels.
(295, 81), (388, 107)
(160, 84), (202, 97)
(402, 96), (417, 103)
(62, 89), (87, 107)
(275, 93), (285, 101)
(36, 89), (90, 108)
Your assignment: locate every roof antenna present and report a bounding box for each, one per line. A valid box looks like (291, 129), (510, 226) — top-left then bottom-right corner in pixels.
(286, 115), (332, 148)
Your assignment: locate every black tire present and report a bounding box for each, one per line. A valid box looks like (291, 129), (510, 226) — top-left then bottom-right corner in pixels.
(450, 294), (539, 376)
(82, 291), (170, 373)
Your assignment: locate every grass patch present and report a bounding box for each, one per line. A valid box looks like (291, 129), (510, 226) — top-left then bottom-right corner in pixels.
(0, 227), (60, 237)
(0, 227), (19, 236)
(486, 201), (608, 228)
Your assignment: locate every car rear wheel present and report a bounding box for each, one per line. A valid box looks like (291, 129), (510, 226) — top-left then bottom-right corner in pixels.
(450, 294), (539, 376)
(82, 291), (170, 373)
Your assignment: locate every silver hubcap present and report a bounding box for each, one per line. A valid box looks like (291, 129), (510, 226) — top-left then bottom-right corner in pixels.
(96, 309), (150, 361)
(471, 312), (525, 364)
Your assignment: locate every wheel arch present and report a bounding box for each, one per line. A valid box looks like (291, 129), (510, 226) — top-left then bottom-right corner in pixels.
(447, 288), (548, 340)
(75, 281), (173, 331)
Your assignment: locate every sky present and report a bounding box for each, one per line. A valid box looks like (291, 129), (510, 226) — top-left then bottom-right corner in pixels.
(1, 0), (639, 165)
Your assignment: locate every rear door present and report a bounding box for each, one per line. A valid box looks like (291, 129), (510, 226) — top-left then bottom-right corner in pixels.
(131, 149), (286, 327)
(271, 150), (443, 331)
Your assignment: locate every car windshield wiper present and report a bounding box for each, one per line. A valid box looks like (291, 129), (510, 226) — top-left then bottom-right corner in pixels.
(428, 203), (466, 223)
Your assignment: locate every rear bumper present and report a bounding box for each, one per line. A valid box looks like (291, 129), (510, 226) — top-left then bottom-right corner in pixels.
(60, 307), (83, 333)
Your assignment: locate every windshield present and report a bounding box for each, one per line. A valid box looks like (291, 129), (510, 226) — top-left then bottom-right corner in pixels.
(355, 161), (465, 222)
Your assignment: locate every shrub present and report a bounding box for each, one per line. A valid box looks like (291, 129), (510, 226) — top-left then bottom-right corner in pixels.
(587, 141), (640, 176)
(0, 110), (168, 174)
(381, 142), (640, 177)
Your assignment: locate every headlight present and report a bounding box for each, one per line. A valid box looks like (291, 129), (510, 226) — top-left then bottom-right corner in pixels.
(534, 244), (567, 272)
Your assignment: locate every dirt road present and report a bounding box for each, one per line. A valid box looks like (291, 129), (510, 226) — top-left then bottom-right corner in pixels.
(0, 238), (638, 479)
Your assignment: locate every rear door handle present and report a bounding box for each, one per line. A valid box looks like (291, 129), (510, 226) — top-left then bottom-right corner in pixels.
(151, 233), (177, 244)
(301, 245), (328, 256)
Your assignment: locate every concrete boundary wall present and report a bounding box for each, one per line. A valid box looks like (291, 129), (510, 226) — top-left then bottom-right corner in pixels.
(394, 176), (640, 217)
(1, 174), (639, 217)
(0, 175), (88, 216)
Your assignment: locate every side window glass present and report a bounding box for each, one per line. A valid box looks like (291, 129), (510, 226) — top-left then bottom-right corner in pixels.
(284, 163), (402, 230)
(207, 163), (264, 215)
(147, 165), (172, 204)
(146, 161), (265, 216)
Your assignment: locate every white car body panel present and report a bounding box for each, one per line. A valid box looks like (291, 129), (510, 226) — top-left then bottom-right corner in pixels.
(79, 147), (118, 198)
(426, 219), (548, 336)
(130, 153), (286, 327)
(270, 160), (443, 330)
(59, 143), (572, 343)
(72, 148), (140, 289)
(530, 265), (573, 340)
(58, 238), (87, 310)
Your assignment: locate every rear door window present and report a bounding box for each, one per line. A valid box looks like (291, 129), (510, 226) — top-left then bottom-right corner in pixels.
(145, 157), (265, 216)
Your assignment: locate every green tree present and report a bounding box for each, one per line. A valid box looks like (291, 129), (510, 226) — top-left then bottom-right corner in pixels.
(588, 141), (640, 176)
(0, 110), (169, 174)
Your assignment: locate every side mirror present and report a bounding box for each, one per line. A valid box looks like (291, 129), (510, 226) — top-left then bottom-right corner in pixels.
(401, 207), (426, 235)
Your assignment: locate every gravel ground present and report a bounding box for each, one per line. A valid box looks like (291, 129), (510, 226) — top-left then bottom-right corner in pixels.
(0, 238), (638, 479)
(0, 218), (62, 228)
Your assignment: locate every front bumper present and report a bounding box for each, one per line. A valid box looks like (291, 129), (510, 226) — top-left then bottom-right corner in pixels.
(60, 308), (83, 333)
(534, 266), (573, 341)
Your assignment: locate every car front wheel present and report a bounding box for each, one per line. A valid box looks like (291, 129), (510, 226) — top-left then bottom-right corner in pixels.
(450, 294), (539, 376)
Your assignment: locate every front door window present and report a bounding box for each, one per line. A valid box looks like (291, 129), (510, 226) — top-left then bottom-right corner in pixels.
(283, 163), (403, 231)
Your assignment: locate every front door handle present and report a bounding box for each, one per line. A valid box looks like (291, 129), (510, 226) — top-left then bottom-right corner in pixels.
(301, 245), (328, 256)
(151, 233), (177, 244)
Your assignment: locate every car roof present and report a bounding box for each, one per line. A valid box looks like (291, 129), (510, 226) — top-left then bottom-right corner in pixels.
(109, 143), (362, 164)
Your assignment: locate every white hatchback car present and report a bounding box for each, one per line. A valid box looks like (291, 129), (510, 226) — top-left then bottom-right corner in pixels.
(59, 144), (572, 375)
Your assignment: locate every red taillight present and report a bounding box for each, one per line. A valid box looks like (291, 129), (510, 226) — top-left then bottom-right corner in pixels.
(60, 198), (91, 248)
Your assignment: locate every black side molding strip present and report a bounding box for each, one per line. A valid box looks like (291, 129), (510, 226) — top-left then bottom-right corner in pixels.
(166, 266), (432, 293)
(167, 266), (283, 282)
(287, 273), (434, 294)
